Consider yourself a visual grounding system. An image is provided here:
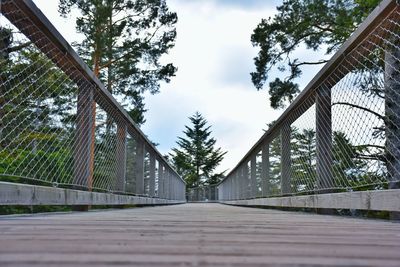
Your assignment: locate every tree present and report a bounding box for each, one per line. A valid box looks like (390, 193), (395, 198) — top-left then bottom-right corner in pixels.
(251, 0), (380, 109)
(170, 112), (227, 189)
(58, 0), (178, 124)
(0, 27), (76, 185)
(291, 127), (317, 192)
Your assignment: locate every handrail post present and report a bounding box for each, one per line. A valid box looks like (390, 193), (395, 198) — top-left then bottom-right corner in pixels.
(165, 169), (170, 200)
(115, 123), (127, 192)
(316, 85), (333, 191)
(149, 152), (156, 197)
(250, 155), (257, 198)
(261, 143), (270, 197)
(73, 86), (95, 211)
(135, 139), (145, 195)
(73, 86), (95, 190)
(281, 123), (291, 195)
(158, 162), (164, 198)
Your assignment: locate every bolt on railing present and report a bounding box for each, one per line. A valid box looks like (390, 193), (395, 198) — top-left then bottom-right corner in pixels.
(218, 0), (400, 201)
(0, 0), (186, 201)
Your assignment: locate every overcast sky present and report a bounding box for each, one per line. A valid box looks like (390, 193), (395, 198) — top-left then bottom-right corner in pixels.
(32, 0), (323, 174)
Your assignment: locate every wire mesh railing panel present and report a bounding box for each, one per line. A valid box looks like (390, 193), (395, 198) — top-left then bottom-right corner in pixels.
(0, 0), (186, 201)
(255, 151), (262, 198)
(92, 105), (118, 192)
(289, 103), (317, 194)
(125, 134), (137, 193)
(267, 135), (282, 197)
(187, 184), (218, 202)
(218, 1), (400, 201)
(0, 8), (80, 188)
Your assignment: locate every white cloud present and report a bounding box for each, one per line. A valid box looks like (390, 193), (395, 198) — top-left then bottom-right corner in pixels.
(142, 0), (282, 173)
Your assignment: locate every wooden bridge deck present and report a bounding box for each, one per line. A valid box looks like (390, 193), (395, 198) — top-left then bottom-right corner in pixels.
(0, 203), (400, 267)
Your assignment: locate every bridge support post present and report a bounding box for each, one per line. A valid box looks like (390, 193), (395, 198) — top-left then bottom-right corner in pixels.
(149, 153), (156, 197)
(73, 86), (95, 211)
(135, 139), (145, 195)
(281, 123), (291, 195)
(385, 40), (400, 220)
(165, 169), (170, 200)
(316, 85), (333, 192)
(261, 143), (270, 197)
(115, 123), (127, 192)
(245, 163), (250, 199)
(158, 162), (164, 198)
(251, 155), (257, 198)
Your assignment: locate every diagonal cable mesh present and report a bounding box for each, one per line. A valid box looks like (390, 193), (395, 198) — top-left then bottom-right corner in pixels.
(219, 3), (400, 200)
(0, 0), (185, 200)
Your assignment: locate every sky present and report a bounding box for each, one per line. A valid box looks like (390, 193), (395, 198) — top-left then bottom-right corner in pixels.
(31, 0), (323, 174)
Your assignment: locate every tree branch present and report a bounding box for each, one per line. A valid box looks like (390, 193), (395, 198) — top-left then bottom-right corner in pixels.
(354, 144), (385, 150)
(291, 59), (329, 68)
(7, 42), (32, 53)
(332, 102), (385, 121)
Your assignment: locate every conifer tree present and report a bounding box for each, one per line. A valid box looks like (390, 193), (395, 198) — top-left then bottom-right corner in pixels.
(58, 0), (178, 125)
(170, 112), (226, 189)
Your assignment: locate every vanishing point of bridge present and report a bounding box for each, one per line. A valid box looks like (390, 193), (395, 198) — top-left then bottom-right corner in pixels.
(0, 0), (400, 266)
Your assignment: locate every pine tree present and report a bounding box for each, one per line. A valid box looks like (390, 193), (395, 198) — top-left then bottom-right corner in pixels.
(58, 0), (178, 125)
(170, 112), (226, 189)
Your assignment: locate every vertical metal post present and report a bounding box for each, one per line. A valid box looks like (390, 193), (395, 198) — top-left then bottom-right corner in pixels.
(261, 143), (270, 197)
(158, 162), (164, 198)
(281, 123), (291, 195)
(251, 155), (257, 198)
(245, 162), (250, 198)
(149, 152), (156, 197)
(135, 139), (145, 195)
(241, 165), (246, 199)
(165, 169), (170, 200)
(316, 85), (333, 191)
(74, 86), (94, 190)
(115, 123), (127, 192)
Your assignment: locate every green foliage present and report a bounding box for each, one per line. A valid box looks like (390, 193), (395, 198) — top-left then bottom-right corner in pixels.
(251, 0), (380, 109)
(170, 112), (227, 189)
(291, 128), (317, 192)
(58, 0), (178, 125)
(265, 122), (384, 194)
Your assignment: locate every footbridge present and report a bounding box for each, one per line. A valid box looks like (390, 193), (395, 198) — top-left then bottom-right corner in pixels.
(0, 0), (400, 266)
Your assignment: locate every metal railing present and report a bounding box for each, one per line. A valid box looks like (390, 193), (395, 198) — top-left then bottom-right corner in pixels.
(218, 0), (400, 206)
(0, 0), (186, 203)
(187, 185), (218, 202)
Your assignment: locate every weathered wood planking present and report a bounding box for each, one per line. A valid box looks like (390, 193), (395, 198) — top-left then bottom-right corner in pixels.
(1, 203), (400, 266)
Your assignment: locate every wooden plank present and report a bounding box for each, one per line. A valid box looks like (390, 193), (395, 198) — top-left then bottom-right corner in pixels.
(0, 182), (184, 206)
(221, 189), (400, 212)
(0, 203), (399, 266)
